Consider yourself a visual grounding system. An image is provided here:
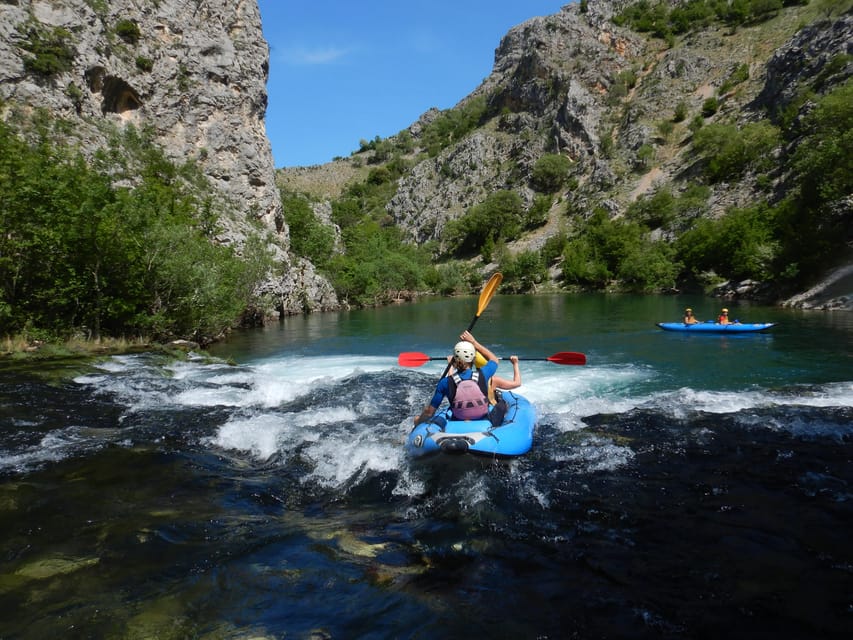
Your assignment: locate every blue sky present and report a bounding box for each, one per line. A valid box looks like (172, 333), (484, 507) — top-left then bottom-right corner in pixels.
(257, 1), (570, 168)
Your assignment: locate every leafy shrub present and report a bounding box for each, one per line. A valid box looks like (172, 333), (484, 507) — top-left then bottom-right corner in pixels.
(421, 96), (489, 157)
(636, 144), (655, 170)
(719, 63), (749, 94)
(676, 203), (779, 282)
(135, 56), (154, 72)
(701, 97), (719, 117)
(541, 229), (569, 265)
(614, 0), (785, 36)
(559, 210), (679, 291)
(774, 81), (853, 279)
(688, 114), (705, 133)
(444, 190), (524, 257)
(19, 23), (76, 76)
(115, 19), (141, 44)
(531, 153), (572, 193)
(693, 121), (781, 182)
(627, 188), (676, 228)
(281, 193), (335, 269)
(526, 195), (553, 229)
(327, 221), (429, 306)
(499, 250), (547, 293)
(0, 122), (270, 340)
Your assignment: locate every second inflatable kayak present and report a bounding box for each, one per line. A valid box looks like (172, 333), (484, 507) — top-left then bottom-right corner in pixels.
(657, 321), (776, 333)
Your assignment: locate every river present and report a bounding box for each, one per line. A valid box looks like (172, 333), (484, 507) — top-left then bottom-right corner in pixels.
(1, 293), (851, 639)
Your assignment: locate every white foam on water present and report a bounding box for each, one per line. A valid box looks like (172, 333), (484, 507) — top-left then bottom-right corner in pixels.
(523, 361), (853, 424)
(209, 406), (360, 461)
(71, 352), (853, 480)
(93, 356), (136, 372)
(301, 428), (405, 489)
(75, 353), (400, 412)
(553, 435), (636, 473)
(73, 374), (108, 385)
(176, 354), (396, 409)
(630, 382), (853, 419)
(0, 427), (108, 473)
(209, 414), (292, 460)
(517, 363), (657, 432)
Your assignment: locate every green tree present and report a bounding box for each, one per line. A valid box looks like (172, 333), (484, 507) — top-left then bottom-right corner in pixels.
(0, 121), (269, 341)
(282, 193), (335, 269)
(676, 203), (779, 282)
(531, 153), (572, 192)
(693, 121), (780, 182)
(444, 190), (524, 256)
(500, 250), (547, 293)
(559, 210), (679, 291)
(775, 81), (853, 279)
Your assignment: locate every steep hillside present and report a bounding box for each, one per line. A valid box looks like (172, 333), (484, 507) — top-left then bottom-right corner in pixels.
(0, 0), (337, 319)
(280, 0), (852, 309)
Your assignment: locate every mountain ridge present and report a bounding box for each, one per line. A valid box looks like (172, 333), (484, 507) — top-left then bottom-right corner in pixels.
(279, 0), (852, 310)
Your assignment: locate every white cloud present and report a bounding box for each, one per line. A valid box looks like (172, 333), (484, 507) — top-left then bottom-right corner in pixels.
(279, 46), (350, 65)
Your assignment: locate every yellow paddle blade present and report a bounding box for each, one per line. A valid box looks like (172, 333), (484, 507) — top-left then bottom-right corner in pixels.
(476, 272), (502, 317)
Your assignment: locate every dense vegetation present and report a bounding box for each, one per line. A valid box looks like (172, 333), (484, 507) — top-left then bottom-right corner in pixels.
(3, 1), (850, 344)
(614, 0), (810, 42)
(0, 120), (271, 343)
(286, 68), (850, 302)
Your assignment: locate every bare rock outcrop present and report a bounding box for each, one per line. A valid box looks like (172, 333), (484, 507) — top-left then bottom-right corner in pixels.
(0, 0), (338, 317)
(387, 2), (648, 244)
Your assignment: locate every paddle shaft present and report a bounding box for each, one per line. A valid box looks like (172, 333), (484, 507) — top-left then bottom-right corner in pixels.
(438, 273), (502, 379)
(399, 351), (586, 367)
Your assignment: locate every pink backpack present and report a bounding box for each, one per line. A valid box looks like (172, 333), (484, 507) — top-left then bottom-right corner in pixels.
(449, 370), (489, 420)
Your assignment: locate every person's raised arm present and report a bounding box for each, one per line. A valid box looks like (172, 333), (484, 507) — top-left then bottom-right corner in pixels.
(461, 330), (498, 363)
(492, 355), (522, 390)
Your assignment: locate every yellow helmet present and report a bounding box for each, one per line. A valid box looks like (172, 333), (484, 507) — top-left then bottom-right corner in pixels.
(722, 308), (729, 313)
(474, 351), (488, 368)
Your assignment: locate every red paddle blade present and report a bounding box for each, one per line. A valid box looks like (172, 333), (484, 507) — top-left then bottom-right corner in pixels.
(546, 352), (587, 365)
(398, 351), (432, 367)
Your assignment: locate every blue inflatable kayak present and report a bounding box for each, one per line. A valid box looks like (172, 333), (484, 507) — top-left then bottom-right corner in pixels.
(657, 321), (776, 333)
(406, 391), (536, 458)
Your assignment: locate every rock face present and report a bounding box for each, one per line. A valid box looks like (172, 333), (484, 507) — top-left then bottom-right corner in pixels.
(388, 4), (649, 243)
(5, 1), (849, 314)
(0, 0), (338, 316)
(375, 1), (852, 307)
(754, 11), (853, 114)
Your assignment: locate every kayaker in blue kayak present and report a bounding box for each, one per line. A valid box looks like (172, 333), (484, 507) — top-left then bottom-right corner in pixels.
(683, 308), (699, 324)
(413, 330), (499, 426)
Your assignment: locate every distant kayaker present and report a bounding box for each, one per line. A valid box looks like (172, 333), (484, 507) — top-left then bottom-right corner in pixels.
(413, 330), (499, 425)
(683, 308), (699, 324)
(718, 308), (731, 324)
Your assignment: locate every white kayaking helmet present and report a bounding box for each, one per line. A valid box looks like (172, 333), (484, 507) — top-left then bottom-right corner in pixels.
(453, 340), (476, 364)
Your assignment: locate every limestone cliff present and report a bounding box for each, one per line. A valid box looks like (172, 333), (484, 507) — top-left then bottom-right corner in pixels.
(0, 0), (338, 317)
(281, 0), (851, 309)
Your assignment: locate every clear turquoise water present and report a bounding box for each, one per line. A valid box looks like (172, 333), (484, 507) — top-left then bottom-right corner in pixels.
(1, 292), (851, 639)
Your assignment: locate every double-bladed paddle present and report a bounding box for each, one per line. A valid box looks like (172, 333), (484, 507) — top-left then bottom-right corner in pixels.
(399, 351), (587, 367)
(437, 272), (503, 380)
